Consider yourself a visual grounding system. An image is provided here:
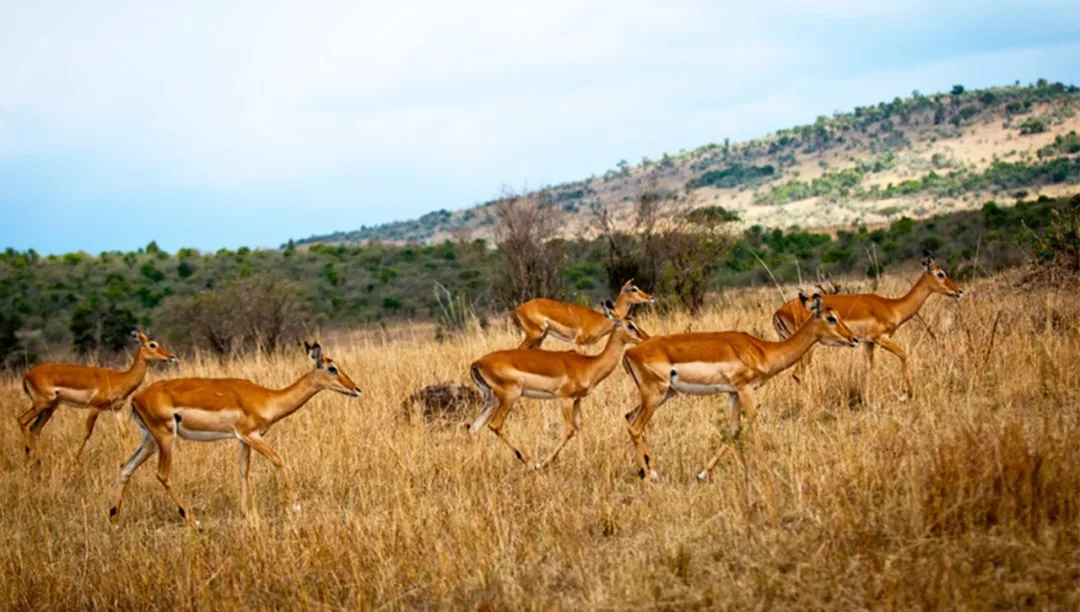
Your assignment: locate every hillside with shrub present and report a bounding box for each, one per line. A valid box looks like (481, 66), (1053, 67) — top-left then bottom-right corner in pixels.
(300, 80), (1080, 245)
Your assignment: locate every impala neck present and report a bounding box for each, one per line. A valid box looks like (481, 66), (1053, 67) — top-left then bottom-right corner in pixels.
(266, 371), (324, 424)
(584, 331), (633, 384)
(763, 320), (822, 376)
(888, 272), (934, 326)
(112, 348), (150, 395)
(611, 292), (634, 318)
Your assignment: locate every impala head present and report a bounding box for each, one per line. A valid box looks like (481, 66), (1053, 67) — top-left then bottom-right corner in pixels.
(798, 293), (860, 348)
(620, 279), (654, 305)
(131, 330), (178, 363)
(611, 318), (650, 344)
(922, 253), (964, 299)
(304, 342), (362, 397)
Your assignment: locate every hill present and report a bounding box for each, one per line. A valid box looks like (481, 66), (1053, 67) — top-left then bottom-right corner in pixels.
(298, 81), (1080, 245)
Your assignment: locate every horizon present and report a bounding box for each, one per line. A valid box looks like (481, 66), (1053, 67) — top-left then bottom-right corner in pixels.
(3, 1), (1080, 255)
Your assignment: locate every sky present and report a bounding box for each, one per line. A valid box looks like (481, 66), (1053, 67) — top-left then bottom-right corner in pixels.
(2, 1), (1079, 254)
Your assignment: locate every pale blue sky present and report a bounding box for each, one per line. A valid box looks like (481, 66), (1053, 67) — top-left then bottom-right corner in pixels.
(2, 1), (1079, 254)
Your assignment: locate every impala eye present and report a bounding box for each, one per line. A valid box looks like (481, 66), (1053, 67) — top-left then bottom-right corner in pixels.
(629, 287), (638, 293)
(327, 365), (339, 376)
(826, 316), (837, 324)
(149, 342), (158, 349)
(937, 272), (945, 279)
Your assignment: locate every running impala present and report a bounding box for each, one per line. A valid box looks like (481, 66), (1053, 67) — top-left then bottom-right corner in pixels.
(109, 342), (361, 528)
(511, 279), (652, 352)
(772, 254), (963, 399)
(622, 294), (859, 484)
(19, 330), (177, 465)
(468, 315), (649, 470)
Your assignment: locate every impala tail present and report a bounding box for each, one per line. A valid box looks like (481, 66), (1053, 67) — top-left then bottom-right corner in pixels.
(467, 366), (496, 434)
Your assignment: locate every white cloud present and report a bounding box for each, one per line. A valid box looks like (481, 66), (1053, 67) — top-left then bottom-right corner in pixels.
(0, 0), (1077, 194)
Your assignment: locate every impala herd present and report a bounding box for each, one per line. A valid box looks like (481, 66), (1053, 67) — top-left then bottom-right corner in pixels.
(13, 256), (963, 527)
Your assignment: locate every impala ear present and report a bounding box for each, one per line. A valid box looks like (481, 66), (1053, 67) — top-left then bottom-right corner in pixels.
(798, 292), (810, 310)
(602, 301), (615, 319)
(922, 251), (935, 270)
(131, 329), (148, 344)
(811, 293), (824, 318)
(305, 341), (323, 366)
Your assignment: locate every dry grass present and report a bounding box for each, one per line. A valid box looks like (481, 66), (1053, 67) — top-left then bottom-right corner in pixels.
(2, 272), (1079, 609)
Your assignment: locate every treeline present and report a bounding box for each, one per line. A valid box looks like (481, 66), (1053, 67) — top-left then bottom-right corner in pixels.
(2, 195), (1076, 367)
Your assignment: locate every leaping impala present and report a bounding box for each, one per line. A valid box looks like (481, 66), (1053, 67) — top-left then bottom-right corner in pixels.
(19, 330), (177, 465)
(109, 342), (360, 528)
(468, 314), (649, 470)
(512, 279), (653, 352)
(772, 254), (963, 399)
(622, 294), (859, 486)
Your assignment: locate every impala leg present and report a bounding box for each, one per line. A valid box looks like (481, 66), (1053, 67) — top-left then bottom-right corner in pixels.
(109, 431), (157, 523)
(72, 409), (101, 463)
(152, 431), (196, 527)
(22, 402), (59, 465)
(517, 322), (547, 350)
(698, 393), (742, 481)
(574, 399), (586, 462)
(535, 397), (579, 470)
(862, 342), (877, 405)
(738, 388), (778, 525)
(874, 337), (912, 399)
(112, 405), (129, 437)
(486, 392), (529, 466)
(626, 385), (668, 481)
(238, 441), (252, 516)
(237, 432), (300, 514)
(18, 399), (51, 459)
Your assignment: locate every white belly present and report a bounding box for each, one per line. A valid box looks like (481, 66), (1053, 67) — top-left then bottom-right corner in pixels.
(670, 378), (737, 396)
(173, 408), (241, 442)
(670, 368), (737, 396)
(522, 389), (558, 399)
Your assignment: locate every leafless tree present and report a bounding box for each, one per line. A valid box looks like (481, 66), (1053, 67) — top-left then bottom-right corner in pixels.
(490, 189), (565, 308)
(593, 185), (736, 314)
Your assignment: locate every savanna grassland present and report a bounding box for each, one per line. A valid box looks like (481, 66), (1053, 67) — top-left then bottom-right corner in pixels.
(1, 268), (1078, 609)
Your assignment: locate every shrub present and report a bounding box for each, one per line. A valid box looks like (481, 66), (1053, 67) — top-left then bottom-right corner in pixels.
(161, 276), (303, 355)
(1018, 116), (1049, 135)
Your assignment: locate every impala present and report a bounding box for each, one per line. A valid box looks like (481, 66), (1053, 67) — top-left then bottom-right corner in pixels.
(19, 330), (177, 465)
(622, 294), (860, 484)
(772, 255), (963, 399)
(511, 279), (652, 352)
(109, 342), (361, 527)
(468, 315), (649, 470)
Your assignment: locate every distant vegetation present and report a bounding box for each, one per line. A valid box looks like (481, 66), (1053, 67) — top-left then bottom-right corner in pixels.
(3, 194), (1076, 367)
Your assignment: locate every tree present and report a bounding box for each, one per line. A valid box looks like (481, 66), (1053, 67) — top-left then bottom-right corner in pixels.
(490, 190), (565, 308)
(593, 186), (735, 314)
(951, 84), (965, 96)
(0, 311), (23, 368)
(70, 292), (137, 356)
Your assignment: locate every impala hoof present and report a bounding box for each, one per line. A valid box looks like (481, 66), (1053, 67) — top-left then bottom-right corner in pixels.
(292, 503), (302, 514)
(532, 462), (545, 471)
(696, 471), (708, 482)
(649, 470), (659, 482)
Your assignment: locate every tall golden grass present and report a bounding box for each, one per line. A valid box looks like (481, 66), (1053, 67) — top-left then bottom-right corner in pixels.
(1, 270), (1078, 609)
